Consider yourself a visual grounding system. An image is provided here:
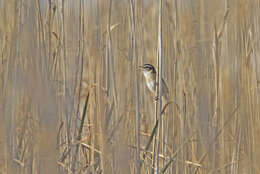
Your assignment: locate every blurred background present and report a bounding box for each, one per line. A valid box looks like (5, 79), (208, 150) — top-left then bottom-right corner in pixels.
(0, 0), (260, 173)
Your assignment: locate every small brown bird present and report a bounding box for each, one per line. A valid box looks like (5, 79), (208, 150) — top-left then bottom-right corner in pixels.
(139, 64), (169, 100)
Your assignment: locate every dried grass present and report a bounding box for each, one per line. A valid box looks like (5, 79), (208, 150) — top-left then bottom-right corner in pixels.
(1, 0), (260, 173)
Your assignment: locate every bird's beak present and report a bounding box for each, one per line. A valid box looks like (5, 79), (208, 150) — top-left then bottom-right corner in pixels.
(138, 65), (144, 70)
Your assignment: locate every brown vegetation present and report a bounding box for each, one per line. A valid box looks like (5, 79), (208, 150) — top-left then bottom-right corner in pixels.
(1, 0), (260, 173)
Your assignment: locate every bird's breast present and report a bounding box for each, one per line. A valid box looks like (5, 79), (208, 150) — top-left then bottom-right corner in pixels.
(144, 73), (156, 93)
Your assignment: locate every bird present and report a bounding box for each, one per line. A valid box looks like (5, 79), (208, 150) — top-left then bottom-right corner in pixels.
(139, 64), (169, 101)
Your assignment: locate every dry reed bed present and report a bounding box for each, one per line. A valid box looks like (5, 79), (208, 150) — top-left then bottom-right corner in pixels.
(0, 0), (260, 174)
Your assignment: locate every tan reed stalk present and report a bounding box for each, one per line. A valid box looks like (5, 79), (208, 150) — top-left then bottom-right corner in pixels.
(129, 0), (141, 173)
(155, 0), (163, 173)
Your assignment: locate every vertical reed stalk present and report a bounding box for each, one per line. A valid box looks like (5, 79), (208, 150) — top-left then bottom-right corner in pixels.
(129, 0), (141, 173)
(212, 9), (228, 170)
(155, 0), (163, 173)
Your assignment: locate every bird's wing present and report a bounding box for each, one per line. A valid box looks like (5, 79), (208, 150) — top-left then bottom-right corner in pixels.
(162, 78), (169, 94)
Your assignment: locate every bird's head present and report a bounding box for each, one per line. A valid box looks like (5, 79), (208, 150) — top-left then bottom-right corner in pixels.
(139, 64), (156, 74)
